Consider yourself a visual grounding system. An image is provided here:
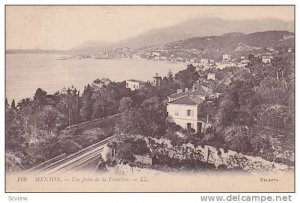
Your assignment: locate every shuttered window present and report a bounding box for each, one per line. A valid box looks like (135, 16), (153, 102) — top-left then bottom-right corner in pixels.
(187, 110), (194, 116)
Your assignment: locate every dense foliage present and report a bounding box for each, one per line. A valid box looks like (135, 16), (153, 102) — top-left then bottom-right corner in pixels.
(6, 51), (295, 171)
(6, 70), (180, 171)
(213, 53), (295, 163)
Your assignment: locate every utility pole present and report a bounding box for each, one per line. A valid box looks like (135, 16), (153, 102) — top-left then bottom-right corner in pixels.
(69, 109), (71, 127)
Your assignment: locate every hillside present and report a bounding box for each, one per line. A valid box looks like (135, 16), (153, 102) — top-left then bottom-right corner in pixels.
(73, 17), (294, 52)
(165, 31), (294, 49)
(149, 30), (294, 60)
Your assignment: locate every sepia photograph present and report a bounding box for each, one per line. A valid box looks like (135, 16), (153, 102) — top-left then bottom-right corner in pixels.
(5, 5), (295, 192)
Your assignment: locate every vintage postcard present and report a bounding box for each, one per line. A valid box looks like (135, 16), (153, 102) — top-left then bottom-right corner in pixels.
(5, 5), (295, 192)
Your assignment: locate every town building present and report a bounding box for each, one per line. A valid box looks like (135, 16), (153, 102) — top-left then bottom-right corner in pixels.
(200, 58), (209, 64)
(152, 73), (162, 88)
(160, 56), (168, 61)
(126, 79), (147, 91)
(240, 59), (250, 64)
(167, 85), (214, 133)
(262, 55), (273, 64)
(222, 54), (232, 61)
(167, 89), (188, 102)
(131, 54), (141, 59)
(167, 95), (205, 133)
(215, 61), (237, 70)
(152, 52), (160, 57)
(207, 73), (216, 80)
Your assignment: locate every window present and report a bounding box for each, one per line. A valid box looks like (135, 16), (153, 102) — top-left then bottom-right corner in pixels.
(187, 123), (192, 129)
(187, 110), (193, 116)
(126, 83), (129, 87)
(175, 111), (179, 116)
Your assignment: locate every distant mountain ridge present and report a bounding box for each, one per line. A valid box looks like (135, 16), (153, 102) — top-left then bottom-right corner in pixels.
(73, 17), (294, 52)
(165, 31), (294, 50)
(72, 40), (115, 52)
(156, 30), (294, 60)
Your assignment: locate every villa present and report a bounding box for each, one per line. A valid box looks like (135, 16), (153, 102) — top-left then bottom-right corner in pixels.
(126, 79), (147, 91)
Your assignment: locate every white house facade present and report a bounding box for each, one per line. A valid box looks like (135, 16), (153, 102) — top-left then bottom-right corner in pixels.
(126, 80), (146, 91)
(167, 95), (205, 133)
(262, 55), (273, 64)
(207, 73), (216, 80)
(222, 54), (232, 61)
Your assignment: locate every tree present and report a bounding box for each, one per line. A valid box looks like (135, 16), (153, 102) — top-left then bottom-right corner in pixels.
(11, 99), (16, 110)
(222, 125), (253, 154)
(91, 90), (106, 119)
(17, 98), (33, 135)
(272, 57), (285, 80)
(119, 97), (133, 112)
(5, 98), (9, 110)
(37, 105), (65, 134)
(167, 69), (174, 80)
(91, 78), (112, 90)
(115, 109), (147, 135)
(33, 88), (47, 106)
(250, 133), (272, 157)
(91, 82), (131, 119)
(80, 84), (93, 121)
(57, 86), (80, 126)
(216, 80), (256, 127)
(5, 108), (24, 150)
(257, 77), (289, 105)
(17, 98), (32, 110)
(198, 101), (218, 122)
(140, 97), (168, 137)
(115, 137), (136, 162)
(131, 139), (150, 155)
(175, 64), (199, 89)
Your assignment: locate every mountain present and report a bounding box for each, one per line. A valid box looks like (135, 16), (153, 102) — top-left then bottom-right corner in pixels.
(73, 17), (294, 52)
(118, 18), (294, 49)
(165, 31), (294, 50)
(156, 31), (294, 60)
(72, 40), (115, 53)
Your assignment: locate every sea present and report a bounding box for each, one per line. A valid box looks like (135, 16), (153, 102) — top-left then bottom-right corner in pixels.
(6, 54), (186, 103)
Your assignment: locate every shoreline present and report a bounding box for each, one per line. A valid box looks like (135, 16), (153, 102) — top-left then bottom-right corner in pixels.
(6, 55), (186, 103)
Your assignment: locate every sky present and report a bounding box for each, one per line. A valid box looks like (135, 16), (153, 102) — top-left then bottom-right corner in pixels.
(6, 6), (294, 50)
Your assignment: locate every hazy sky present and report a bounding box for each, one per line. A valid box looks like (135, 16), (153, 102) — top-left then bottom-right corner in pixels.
(6, 6), (294, 50)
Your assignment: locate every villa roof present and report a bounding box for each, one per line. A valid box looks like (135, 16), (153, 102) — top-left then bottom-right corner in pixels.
(167, 84), (213, 102)
(191, 89), (211, 97)
(168, 87), (211, 99)
(167, 91), (188, 99)
(169, 95), (204, 105)
(126, 79), (147, 84)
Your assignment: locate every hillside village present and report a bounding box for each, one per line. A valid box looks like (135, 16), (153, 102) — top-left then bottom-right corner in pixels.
(77, 31), (294, 63)
(113, 48), (294, 173)
(6, 30), (295, 174)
